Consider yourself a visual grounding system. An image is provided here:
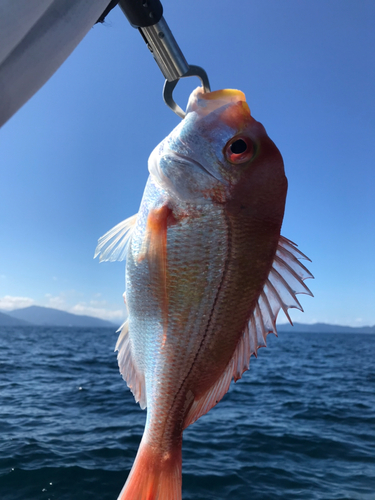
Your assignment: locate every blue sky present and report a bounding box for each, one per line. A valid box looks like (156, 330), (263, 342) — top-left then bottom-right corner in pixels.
(1, 0), (374, 326)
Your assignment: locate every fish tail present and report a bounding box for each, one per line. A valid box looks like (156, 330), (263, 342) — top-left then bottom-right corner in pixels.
(117, 438), (182, 500)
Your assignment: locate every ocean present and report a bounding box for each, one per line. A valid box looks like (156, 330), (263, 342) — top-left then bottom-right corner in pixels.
(0, 326), (374, 500)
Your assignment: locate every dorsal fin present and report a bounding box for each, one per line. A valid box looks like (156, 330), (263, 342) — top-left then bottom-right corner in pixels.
(115, 320), (147, 409)
(94, 214), (137, 262)
(183, 236), (313, 429)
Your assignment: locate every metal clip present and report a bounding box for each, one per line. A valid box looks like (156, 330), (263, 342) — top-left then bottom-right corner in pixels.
(118, 3), (211, 120)
(163, 65), (211, 119)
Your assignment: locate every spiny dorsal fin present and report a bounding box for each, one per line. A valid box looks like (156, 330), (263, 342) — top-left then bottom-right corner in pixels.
(116, 319), (147, 409)
(94, 214), (137, 262)
(183, 236), (313, 429)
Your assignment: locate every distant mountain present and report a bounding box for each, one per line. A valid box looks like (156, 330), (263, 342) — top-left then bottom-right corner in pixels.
(277, 322), (375, 334)
(1, 307), (373, 333)
(0, 310), (32, 326)
(3, 306), (117, 328)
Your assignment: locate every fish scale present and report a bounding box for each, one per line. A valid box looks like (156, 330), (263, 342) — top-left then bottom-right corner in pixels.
(179, 215), (279, 400)
(129, 196), (229, 443)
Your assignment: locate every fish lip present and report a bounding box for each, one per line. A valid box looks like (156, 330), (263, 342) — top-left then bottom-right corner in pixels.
(166, 149), (224, 183)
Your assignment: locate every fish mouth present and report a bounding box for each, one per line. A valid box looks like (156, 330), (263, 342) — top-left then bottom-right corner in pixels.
(186, 87), (249, 118)
(199, 88), (246, 104)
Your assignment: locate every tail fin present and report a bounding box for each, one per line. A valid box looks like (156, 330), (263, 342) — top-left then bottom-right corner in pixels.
(117, 438), (182, 500)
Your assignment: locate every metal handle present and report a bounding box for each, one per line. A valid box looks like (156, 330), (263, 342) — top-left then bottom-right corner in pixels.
(118, 0), (211, 118)
(118, 0), (163, 28)
(139, 17), (189, 82)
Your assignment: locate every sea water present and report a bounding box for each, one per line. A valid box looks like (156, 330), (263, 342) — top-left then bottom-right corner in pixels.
(0, 326), (374, 500)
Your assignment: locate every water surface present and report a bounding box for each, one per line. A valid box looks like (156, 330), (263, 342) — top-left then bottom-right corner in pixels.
(0, 326), (374, 499)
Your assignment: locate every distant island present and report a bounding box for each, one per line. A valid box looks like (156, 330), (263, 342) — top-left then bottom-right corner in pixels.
(0, 306), (373, 333)
(0, 306), (117, 328)
(275, 322), (375, 334)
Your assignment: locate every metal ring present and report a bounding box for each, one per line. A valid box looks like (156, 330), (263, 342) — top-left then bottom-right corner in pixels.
(163, 65), (211, 119)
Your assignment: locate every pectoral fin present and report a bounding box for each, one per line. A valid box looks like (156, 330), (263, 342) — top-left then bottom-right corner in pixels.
(94, 214), (137, 262)
(139, 205), (172, 338)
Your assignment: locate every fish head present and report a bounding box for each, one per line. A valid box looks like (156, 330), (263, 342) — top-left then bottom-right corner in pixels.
(149, 87), (287, 224)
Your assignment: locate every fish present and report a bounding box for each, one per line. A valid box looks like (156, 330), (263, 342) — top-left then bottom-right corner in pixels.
(95, 87), (313, 500)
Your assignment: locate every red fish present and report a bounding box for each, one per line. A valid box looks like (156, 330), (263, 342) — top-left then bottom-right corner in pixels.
(95, 88), (313, 499)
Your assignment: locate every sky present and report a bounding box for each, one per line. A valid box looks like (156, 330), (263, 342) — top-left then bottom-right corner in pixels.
(0, 0), (374, 327)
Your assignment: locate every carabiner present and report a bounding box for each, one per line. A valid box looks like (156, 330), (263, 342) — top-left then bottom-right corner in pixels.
(163, 65), (211, 119)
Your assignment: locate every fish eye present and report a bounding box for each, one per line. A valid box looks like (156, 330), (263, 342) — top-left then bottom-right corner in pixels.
(230, 139), (247, 154)
(224, 136), (254, 164)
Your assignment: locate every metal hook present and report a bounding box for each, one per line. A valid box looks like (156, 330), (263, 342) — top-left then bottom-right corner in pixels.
(163, 65), (211, 119)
